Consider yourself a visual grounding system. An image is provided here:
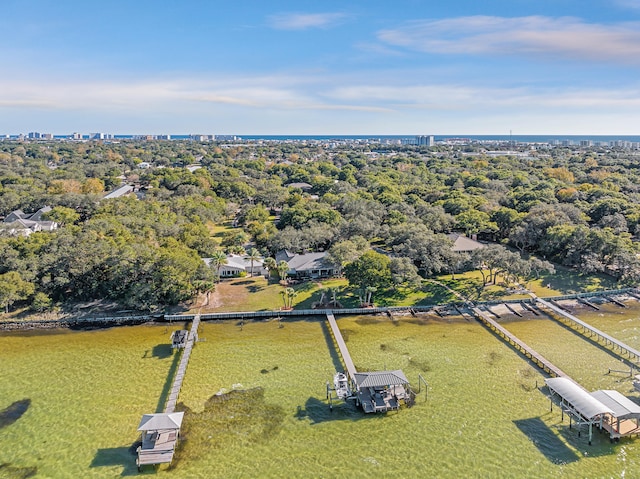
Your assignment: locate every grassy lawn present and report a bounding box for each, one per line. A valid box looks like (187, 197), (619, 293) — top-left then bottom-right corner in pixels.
(193, 263), (623, 314)
(207, 220), (237, 245)
(433, 266), (620, 303)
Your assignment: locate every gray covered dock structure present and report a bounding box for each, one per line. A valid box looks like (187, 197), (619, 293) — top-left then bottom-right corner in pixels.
(353, 370), (410, 413)
(546, 378), (640, 443)
(325, 311), (412, 413)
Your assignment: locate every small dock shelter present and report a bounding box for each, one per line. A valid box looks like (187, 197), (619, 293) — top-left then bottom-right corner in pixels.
(136, 412), (184, 470)
(325, 311), (412, 413)
(546, 378), (640, 443)
(170, 329), (189, 349)
(353, 370), (410, 413)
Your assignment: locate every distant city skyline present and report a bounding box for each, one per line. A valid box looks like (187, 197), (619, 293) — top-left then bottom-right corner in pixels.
(2, 0), (640, 134)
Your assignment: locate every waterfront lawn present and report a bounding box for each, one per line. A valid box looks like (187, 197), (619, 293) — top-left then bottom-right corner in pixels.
(197, 264), (622, 314)
(433, 266), (620, 303)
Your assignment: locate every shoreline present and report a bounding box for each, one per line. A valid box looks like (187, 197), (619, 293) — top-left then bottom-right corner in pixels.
(1, 289), (638, 332)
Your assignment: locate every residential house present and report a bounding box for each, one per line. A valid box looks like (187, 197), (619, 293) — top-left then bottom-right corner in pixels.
(284, 182), (313, 192)
(275, 250), (336, 279)
(448, 233), (485, 253)
(103, 184), (134, 199)
(203, 254), (265, 278)
(1, 207), (58, 236)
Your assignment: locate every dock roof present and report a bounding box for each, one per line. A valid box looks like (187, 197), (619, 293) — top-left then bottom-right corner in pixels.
(137, 412), (184, 432)
(546, 378), (613, 420)
(590, 390), (640, 420)
(354, 370), (409, 388)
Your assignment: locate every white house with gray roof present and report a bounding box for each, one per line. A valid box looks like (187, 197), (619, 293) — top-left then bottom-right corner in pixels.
(1, 206), (58, 236)
(275, 250), (336, 279)
(203, 254), (265, 277)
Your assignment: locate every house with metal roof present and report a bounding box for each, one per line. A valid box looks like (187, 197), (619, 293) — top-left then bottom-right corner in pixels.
(103, 184), (134, 199)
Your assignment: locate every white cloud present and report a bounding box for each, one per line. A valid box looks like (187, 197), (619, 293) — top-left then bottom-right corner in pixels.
(378, 16), (640, 64)
(267, 12), (346, 30)
(327, 82), (640, 111)
(0, 75), (390, 114)
(2, 74), (640, 134)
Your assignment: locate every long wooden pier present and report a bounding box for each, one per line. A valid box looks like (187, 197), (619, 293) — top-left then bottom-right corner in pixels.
(325, 311), (357, 382)
(136, 314), (200, 470)
(165, 314), (200, 413)
(533, 297), (640, 363)
(471, 307), (568, 378)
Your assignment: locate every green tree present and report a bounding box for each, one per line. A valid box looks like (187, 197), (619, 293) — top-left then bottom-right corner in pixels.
(42, 206), (80, 226)
(344, 250), (392, 292)
(0, 271), (35, 313)
(31, 292), (53, 313)
(389, 256), (422, 289)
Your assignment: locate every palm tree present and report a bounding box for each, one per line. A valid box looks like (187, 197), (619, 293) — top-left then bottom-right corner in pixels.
(365, 286), (377, 306)
(330, 287), (338, 307)
(285, 287), (297, 308)
(263, 257), (277, 278)
(246, 248), (261, 277)
(209, 250), (227, 282)
(277, 260), (290, 283)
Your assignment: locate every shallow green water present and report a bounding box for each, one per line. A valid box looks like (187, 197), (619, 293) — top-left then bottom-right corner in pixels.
(2, 306), (640, 478)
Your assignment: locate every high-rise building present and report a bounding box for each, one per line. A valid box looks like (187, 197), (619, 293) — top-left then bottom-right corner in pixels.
(416, 135), (435, 146)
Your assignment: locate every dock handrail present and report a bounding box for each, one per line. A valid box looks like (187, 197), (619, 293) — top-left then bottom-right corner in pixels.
(534, 297), (640, 363)
(325, 311), (357, 384)
(165, 314), (200, 413)
(471, 307), (568, 379)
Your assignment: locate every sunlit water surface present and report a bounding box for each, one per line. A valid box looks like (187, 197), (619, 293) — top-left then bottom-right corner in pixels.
(2, 304), (640, 478)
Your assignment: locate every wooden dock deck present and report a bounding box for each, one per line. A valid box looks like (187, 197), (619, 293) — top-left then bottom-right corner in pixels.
(165, 314), (200, 413)
(471, 307), (568, 378)
(533, 297), (640, 363)
(325, 311), (357, 382)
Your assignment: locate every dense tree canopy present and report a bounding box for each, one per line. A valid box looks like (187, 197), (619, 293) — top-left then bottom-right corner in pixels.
(3, 137), (640, 312)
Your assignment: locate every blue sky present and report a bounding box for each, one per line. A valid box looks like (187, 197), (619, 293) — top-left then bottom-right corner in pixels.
(3, 0), (640, 134)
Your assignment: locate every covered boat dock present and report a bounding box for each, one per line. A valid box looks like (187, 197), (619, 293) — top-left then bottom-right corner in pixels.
(546, 378), (640, 443)
(136, 314), (201, 469)
(353, 370), (410, 413)
(325, 311), (412, 413)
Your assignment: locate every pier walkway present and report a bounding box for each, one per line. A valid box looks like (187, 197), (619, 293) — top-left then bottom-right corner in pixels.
(136, 314), (200, 469)
(471, 307), (568, 379)
(165, 314), (200, 413)
(325, 311), (357, 382)
(533, 296), (640, 364)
